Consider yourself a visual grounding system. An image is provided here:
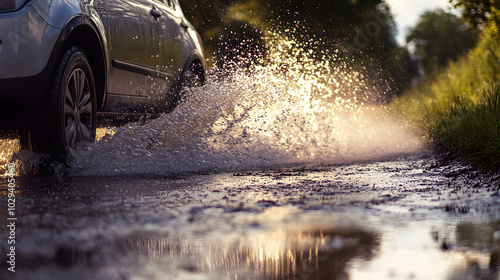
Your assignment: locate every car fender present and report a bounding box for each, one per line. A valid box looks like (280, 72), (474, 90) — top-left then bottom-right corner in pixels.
(184, 52), (205, 72)
(55, 14), (109, 109)
(32, 0), (108, 51)
(0, 12), (100, 126)
(184, 25), (207, 73)
(180, 52), (206, 86)
(32, 0), (88, 29)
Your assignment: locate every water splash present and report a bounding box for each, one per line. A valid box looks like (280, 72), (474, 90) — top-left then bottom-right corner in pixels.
(0, 137), (19, 176)
(69, 34), (422, 176)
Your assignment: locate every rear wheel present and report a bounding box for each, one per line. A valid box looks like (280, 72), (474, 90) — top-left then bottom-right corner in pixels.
(169, 62), (205, 108)
(23, 46), (97, 161)
(181, 62), (205, 88)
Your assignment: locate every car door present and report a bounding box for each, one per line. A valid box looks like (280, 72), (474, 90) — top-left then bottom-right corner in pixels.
(105, 0), (163, 99)
(158, 0), (185, 75)
(146, 0), (186, 101)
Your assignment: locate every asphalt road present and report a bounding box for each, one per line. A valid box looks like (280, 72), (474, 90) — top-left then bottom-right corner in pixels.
(1, 157), (499, 280)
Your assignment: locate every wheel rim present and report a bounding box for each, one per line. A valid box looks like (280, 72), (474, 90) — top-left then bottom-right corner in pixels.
(64, 68), (92, 148)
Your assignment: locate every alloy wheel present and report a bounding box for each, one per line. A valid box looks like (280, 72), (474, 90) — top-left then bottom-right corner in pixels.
(64, 68), (93, 148)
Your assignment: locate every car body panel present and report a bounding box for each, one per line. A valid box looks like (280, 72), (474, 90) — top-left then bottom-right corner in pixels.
(155, 0), (184, 76)
(0, 14), (102, 128)
(31, 0), (84, 29)
(0, 5), (60, 78)
(106, 0), (163, 97)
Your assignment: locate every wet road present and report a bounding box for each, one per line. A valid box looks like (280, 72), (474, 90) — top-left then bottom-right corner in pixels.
(1, 157), (499, 280)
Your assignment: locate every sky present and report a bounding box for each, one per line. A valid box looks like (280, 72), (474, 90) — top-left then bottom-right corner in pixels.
(385, 0), (456, 45)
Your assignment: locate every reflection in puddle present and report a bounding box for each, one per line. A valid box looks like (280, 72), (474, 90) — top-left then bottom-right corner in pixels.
(125, 229), (378, 280)
(349, 221), (500, 280)
(449, 221), (500, 280)
(6, 214), (500, 279)
(22, 227), (379, 280)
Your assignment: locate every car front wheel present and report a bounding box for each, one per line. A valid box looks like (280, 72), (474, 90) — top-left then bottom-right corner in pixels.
(23, 46), (97, 161)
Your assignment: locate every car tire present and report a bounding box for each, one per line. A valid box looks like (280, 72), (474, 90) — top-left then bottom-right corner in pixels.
(24, 46), (97, 161)
(169, 63), (204, 108)
(182, 64), (204, 88)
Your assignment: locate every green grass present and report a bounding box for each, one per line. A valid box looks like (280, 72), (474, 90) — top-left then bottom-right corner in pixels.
(430, 86), (500, 167)
(393, 24), (500, 169)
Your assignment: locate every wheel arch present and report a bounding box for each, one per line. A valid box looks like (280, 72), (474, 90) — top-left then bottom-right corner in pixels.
(58, 16), (107, 111)
(184, 54), (206, 84)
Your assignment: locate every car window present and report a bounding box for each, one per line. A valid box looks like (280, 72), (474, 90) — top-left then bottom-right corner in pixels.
(155, 0), (176, 10)
(168, 0), (176, 10)
(152, 0), (165, 5)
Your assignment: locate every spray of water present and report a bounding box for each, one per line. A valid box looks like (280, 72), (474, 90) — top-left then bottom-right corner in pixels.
(68, 33), (422, 176)
(0, 33), (422, 176)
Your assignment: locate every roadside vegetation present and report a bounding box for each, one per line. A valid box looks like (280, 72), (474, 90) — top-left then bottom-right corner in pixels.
(393, 6), (500, 169)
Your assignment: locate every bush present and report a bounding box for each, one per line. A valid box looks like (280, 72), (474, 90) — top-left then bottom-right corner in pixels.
(393, 24), (500, 169)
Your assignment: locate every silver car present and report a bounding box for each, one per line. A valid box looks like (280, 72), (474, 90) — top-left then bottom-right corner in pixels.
(0, 0), (206, 160)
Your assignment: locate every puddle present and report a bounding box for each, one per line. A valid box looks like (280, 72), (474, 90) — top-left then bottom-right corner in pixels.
(0, 160), (499, 279)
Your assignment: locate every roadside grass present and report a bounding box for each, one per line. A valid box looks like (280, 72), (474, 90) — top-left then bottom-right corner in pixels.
(430, 86), (500, 167)
(393, 24), (500, 169)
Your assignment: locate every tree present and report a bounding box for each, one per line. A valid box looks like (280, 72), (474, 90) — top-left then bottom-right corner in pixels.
(450, 0), (500, 28)
(260, 0), (417, 96)
(182, 0), (400, 61)
(181, 0), (417, 96)
(407, 9), (479, 76)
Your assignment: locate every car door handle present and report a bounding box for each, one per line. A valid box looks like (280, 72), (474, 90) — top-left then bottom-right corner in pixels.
(180, 21), (189, 29)
(150, 8), (161, 18)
